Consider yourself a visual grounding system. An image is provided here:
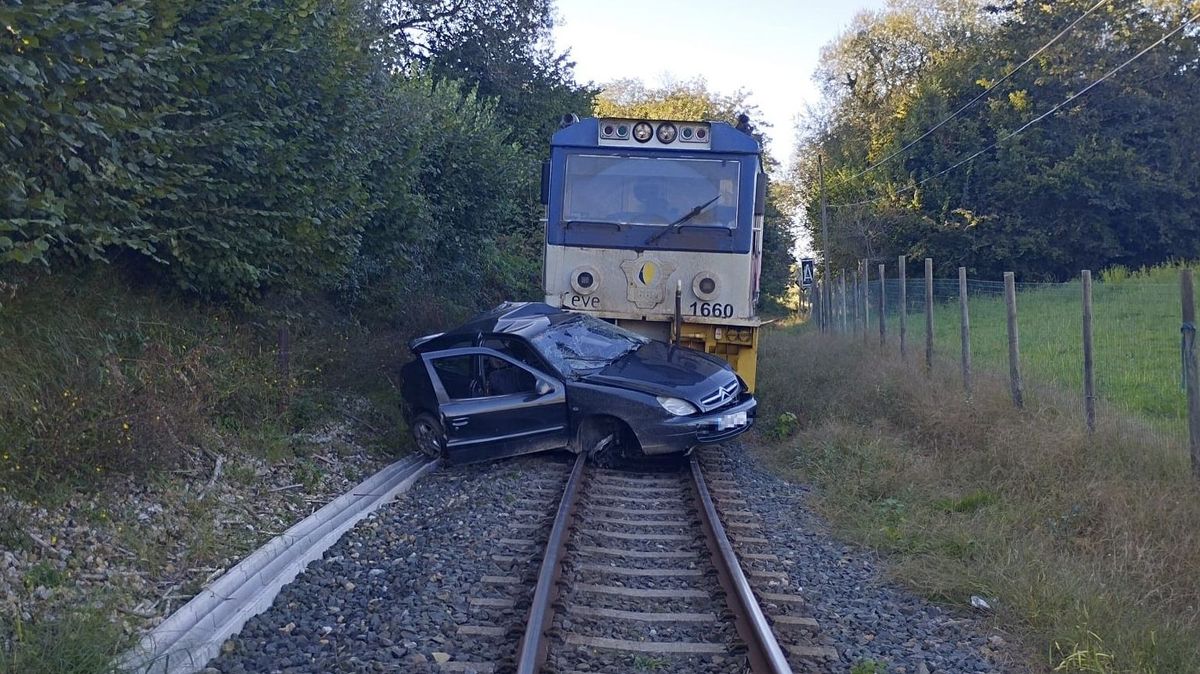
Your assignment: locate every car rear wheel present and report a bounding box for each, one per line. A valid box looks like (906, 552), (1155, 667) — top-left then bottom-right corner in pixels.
(412, 413), (445, 459)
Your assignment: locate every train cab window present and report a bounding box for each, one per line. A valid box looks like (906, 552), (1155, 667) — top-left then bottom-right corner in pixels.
(563, 154), (740, 229)
(429, 354), (481, 400)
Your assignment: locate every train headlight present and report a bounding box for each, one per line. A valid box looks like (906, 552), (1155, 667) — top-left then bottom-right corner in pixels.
(656, 122), (677, 144)
(632, 122), (653, 143)
(737, 328), (752, 342)
(692, 271), (720, 301)
(570, 266), (600, 295)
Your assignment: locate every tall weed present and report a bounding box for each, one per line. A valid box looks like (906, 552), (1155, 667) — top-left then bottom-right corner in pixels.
(755, 329), (1200, 672)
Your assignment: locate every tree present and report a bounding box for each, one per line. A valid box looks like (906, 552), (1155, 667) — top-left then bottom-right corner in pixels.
(0, 0), (590, 307)
(792, 0), (1200, 279)
(595, 77), (764, 133)
(369, 0), (594, 151)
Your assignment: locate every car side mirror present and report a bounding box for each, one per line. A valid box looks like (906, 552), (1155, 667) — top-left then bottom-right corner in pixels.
(535, 379), (554, 396)
(539, 160), (550, 205)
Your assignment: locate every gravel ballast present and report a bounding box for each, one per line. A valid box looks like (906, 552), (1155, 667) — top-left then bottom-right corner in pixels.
(701, 443), (1028, 674)
(200, 439), (1028, 674)
(204, 452), (574, 674)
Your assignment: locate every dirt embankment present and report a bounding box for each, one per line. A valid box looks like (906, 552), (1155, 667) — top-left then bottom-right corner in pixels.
(0, 271), (438, 673)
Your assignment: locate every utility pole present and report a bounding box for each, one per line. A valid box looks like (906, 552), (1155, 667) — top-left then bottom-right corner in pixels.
(819, 155), (832, 333)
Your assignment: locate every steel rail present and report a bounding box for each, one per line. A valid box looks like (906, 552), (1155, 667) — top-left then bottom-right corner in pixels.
(514, 451), (587, 674)
(689, 455), (793, 674)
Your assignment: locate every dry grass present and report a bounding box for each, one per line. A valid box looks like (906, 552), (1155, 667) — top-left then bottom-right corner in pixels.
(0, 266), (475, 673)
(0, 266), (469, 495)
(754, 328), (1200, 673)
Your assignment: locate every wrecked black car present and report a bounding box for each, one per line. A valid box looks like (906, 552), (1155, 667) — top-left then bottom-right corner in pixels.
(400, 302), (756, 463)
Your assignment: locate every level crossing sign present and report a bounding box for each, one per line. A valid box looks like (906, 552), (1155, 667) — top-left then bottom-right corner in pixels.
(799, 258), (815, 289)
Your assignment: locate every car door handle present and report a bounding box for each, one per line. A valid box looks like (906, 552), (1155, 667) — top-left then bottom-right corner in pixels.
(449, 418), (470, 428)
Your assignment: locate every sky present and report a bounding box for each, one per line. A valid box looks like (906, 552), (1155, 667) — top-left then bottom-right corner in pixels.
(551, 0), (889, 167)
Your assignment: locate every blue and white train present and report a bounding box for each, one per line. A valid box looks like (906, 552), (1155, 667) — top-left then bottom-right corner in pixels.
(540, 115), (767, 390)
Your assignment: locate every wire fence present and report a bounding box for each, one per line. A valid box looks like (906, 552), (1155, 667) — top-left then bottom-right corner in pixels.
(809, 260), (1200, 472)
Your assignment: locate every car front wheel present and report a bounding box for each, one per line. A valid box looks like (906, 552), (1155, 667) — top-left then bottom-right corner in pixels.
(412, 413), (445, 459)
(578, 416), (622, 467)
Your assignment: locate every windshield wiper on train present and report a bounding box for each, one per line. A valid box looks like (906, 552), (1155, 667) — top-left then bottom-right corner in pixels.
(644, 195), (720, 245)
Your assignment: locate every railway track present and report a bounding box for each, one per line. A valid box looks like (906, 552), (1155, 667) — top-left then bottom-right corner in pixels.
(194, 448), (840, 673)
(501, 450), (833, 674)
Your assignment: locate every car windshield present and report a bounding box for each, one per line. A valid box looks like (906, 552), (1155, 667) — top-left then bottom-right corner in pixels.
(529, 314), (649, 376)
(563, 154), (740, 229)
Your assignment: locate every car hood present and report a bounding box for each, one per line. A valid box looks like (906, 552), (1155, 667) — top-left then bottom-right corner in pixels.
(581, 341), (738, 404)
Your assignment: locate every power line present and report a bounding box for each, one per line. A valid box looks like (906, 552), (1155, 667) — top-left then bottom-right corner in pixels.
(832, 0), (1111, 189)
(829, 8), (1200, 209)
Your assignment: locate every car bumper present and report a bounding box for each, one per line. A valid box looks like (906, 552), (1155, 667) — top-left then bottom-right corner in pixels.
(635, 395), (758, 455)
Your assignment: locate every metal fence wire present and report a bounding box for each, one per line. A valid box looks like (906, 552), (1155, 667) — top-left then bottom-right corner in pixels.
(817, 263), (1193, 463)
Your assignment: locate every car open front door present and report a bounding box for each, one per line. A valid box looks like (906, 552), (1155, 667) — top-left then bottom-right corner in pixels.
(421, 347), (570, 464)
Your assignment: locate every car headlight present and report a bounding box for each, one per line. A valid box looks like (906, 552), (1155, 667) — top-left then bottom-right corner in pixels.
(656, 396), (698, 416)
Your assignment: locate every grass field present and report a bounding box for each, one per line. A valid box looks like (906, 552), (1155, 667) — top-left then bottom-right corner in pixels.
(853, 264), (1197, 449)
(754, 324), (1200, 673)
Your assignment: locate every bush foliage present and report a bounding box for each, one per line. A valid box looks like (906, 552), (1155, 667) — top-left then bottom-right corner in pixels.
(0, 0), (590, 306)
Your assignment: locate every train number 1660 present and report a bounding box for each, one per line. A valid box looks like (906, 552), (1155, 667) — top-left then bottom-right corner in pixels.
(689, 301), (734, 318)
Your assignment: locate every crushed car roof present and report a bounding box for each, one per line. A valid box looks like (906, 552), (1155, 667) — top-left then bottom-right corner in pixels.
(410, 302), (567, 351)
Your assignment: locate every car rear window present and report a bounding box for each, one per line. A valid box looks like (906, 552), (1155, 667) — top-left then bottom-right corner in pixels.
(530, 315), (648, 375)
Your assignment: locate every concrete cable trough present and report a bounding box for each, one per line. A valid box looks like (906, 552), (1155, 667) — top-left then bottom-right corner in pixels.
(119, 453), (440, 674)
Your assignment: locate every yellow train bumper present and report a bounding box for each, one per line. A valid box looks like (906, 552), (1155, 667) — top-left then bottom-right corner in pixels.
(675, 322), (760, 392)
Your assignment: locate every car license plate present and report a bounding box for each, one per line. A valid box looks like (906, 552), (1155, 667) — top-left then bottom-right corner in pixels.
(718, 411), (747, 430)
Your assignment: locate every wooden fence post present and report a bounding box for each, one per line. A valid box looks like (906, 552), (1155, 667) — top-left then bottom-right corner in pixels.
(863, 261), (871, 346)
(824, 269), (834, 334)
(878, 263), (887, 347)
(1004, 272), (1024, 408)
(840, 271), (848, 334)
(851, 272), (860, 334)
(859, 267), (868, 335)
(835, 271), (844, 331)
(1181, 270), (1200, 478)
(815, 281), (824, 333)
(959, 266), (972, 396)
(1082, 270), (1096, 433)
(925, 258), (934, 373)
(898, 255), (907, 359)
(809, 283), (817, 329)
(836, 273), (844, 334)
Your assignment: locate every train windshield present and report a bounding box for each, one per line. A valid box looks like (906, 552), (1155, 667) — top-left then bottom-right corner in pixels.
(563, 154), (740, 230)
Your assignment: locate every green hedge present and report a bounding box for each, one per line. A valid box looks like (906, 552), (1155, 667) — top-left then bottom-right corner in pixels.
(1, 1), (555, 305)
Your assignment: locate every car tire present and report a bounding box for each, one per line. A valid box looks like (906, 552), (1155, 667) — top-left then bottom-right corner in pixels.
(412, 413), (445, 459)
(578, 417), (621, 467)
